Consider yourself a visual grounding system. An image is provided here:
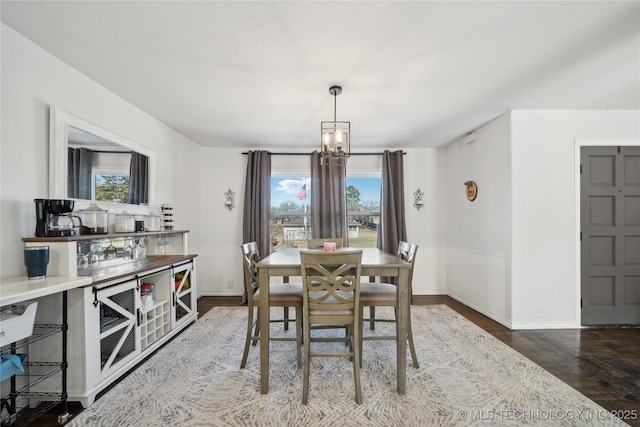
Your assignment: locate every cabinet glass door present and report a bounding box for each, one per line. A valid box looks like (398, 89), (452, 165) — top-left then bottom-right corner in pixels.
(172, 262), (196, 328)
(97, 280), (139, 378)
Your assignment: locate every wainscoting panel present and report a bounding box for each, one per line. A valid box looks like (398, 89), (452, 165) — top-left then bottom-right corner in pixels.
(412, 245), (447, 295)
(447, 247), (510, 327)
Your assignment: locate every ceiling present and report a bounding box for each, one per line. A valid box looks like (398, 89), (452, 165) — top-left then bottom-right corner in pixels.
(2, 1), (639, 150)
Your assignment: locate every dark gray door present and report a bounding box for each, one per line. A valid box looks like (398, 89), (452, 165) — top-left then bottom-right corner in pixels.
(581, 145), (640, 325)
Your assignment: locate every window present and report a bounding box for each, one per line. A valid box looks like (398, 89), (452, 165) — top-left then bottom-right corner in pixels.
(270, 176), (380, 249)
(93, 167), (129, 204)
(346, 177), (380, 248)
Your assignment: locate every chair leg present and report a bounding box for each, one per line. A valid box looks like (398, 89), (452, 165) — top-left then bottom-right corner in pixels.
(295, 304), (302, 369)
(254, 311), (260, 340)
(407, 303), (419, 368)
(369, 306), (375, 330)
(358, 304), (364, 368)
(345, 324), (351, 347)
(283, 276), (290, 331)
(302, 320), (311, 404)
(352, 321), (362, 404)
(284, 306), (290, 331)
(241, 306), (256, 368)
(393, 304), (419, 368)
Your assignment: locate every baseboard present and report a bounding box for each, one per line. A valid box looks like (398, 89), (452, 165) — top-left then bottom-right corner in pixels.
(200, 290), (242, 296)
(448, 293), (512, 329)
(509, 321), (582, 330)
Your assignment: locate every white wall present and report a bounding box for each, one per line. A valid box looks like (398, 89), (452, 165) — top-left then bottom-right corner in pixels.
(445, 114), (512, 325)
(404, 148), (448, 295)
(444, 110), (640, 329)
(197, 148), (246, 296)
(196, 148), (449, 297)
(1, 24), (202, 279)
(510, 110), (640, 328)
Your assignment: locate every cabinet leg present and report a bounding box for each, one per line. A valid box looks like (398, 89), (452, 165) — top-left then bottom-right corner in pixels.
(59, 291), (69, 425)
(57, 411), (71, 425)
(1, 397), (17, 425)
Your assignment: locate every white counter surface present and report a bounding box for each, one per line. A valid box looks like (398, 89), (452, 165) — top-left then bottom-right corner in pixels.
(0, 276), (92, 306)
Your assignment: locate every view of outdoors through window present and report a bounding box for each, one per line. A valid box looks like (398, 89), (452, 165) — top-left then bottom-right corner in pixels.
(270, 177), (380, 249)
(94, 173), (129, 204)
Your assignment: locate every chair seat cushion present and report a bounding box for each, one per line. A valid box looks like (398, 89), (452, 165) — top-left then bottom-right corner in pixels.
(254, 282), (302, 302)
(359, 282), (396, 302)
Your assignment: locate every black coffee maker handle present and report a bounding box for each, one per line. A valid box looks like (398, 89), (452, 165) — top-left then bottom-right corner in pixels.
(34, 198), (49, 237)
(69, 214), (83, 227)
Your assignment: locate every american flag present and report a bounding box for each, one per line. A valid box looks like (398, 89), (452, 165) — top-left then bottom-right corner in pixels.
(297, 184), (307, 200)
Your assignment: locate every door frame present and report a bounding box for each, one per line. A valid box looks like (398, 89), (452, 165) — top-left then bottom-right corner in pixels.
(574, 139), (639, 326)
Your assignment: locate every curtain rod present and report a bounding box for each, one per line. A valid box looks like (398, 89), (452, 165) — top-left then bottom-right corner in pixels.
(241, 151), (406, 156)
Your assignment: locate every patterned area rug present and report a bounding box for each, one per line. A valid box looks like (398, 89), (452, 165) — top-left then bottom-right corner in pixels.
(69, 305), (626, 426)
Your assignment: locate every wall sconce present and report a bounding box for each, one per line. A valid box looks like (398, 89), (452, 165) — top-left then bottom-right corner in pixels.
(413, 188), (424, 210)
(224, 189), (235, 211)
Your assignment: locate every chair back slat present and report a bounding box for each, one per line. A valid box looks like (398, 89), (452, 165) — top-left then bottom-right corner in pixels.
(397, 241), (419, 286)
(241, 241), (261, 302)
(300, 250), (362, 319)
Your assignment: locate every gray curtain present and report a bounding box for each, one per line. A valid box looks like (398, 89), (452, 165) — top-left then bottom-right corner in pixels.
(128, 152), (149, 205)
(378, 150), (407, 255)
(310, 151), (348, 246)
(68, 147), (93, 200)
(243, 150), (272, 257)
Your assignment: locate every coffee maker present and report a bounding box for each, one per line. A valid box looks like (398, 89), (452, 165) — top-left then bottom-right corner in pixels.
(35, 199), (81, 237)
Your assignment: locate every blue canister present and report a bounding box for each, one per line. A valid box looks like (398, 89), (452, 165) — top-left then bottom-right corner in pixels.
(24, 246), (49, 280)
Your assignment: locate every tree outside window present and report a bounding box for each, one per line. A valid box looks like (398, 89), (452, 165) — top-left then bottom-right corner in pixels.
(94, 170), (129, 204)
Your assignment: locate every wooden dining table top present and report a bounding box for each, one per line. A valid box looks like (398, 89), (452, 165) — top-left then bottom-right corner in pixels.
(256, 246), (409, 270)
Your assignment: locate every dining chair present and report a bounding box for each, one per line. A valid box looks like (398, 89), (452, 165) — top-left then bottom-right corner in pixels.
(300, 250), (363, 404)
(306, 238), (343, 249)
(240, 242), (302, 369)
(359, 241), (419, 368)
(305, 238), (349, 338)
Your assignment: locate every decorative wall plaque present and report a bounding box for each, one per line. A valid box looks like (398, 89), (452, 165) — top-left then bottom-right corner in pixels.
(464, 181), (478, 201)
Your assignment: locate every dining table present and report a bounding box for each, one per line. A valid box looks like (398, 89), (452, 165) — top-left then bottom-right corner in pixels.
(256, 246), (411, 395)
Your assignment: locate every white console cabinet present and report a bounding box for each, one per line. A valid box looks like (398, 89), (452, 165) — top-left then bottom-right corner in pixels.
(22, 230), (197, 407)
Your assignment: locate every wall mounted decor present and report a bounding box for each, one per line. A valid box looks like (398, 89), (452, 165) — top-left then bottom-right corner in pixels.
(224, 189), (235, 211)
(464, 181), (478, 201)
(413, 188), (424, 210)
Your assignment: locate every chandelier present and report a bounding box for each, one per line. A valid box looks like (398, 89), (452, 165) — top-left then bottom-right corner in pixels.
(321, 85), (350, 165)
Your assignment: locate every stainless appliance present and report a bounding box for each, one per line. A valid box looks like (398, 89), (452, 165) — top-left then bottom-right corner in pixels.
(34, 198), (82, 237)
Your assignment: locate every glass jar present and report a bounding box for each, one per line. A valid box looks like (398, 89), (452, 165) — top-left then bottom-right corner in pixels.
(133, 239), (147, 259)
(145, 214), (161, 232)
(78, 204), (109, 234)
(114, 212), (135, 233)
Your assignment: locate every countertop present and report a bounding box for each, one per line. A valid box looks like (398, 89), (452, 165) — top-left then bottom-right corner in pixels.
(79, 254), (198, 285)
(1, 255), (197, 306)
(22, 229), (189, 243)
(0, 276), (92, 306)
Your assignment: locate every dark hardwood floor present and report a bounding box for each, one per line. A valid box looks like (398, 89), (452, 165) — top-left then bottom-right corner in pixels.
(30, 296), (640, 426)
